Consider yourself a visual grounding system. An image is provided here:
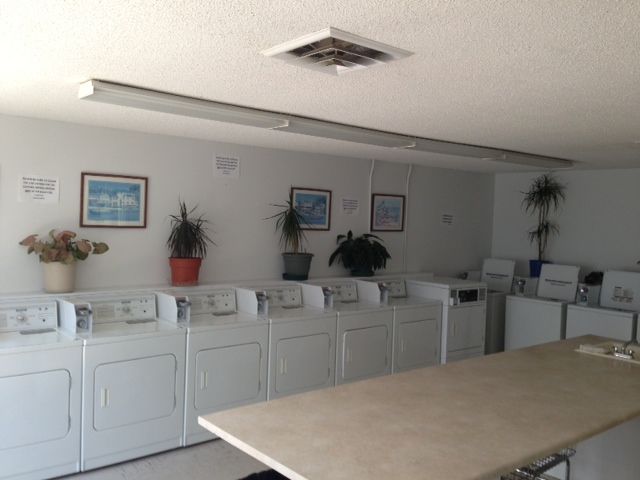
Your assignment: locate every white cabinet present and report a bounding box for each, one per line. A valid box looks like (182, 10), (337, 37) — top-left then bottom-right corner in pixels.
(81, 334), (185, 471)
(185, 323), (268, 445)
(268, 317), (336, 400)
(0, 344), (82, 480)
(394, 305), (440, 372)
(337, 310), (392, 384)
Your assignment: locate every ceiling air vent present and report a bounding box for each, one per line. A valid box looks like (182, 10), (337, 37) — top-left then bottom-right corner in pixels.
(261, 27), (413, 75)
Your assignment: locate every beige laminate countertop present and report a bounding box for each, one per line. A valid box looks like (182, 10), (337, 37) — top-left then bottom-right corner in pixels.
(199, 336), (640, 480)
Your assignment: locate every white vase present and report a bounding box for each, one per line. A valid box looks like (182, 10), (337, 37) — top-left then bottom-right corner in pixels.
(42, 262), (76, 293)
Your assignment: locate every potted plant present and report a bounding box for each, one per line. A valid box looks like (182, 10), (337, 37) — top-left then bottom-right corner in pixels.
(167, 200), (214, 286)
(328, 230), (391, 276)
(19, 229), (109, 293)
(521, 172), (566, 277)
(266, 190), (313, 280)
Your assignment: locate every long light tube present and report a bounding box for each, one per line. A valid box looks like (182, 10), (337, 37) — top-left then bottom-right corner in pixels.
(78, 79), (574, 169)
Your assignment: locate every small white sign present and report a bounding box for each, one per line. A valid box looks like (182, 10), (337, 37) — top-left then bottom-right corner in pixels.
(213, 154), (240, 178)
(341, 197), (360, 215)
(19, 175), (59, 203)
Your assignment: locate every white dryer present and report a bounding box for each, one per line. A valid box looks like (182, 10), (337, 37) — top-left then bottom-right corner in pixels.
(236, 283), (336, 400)
(566, 270), (639, 342)
(404, 276), (487, 363)
(0, 296), (82, 480)
(355, 278), (442, 372)
(481, 258), (516, 354)
(59, 292), (186, 471)
(157, 286), (268, 446)
(301, 279), (393, 384)
(505, 264), (580, 350)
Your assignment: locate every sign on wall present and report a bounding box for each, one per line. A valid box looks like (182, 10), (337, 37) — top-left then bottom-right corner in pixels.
(19, 174), (59, 203)
(213, 154), (240, 178)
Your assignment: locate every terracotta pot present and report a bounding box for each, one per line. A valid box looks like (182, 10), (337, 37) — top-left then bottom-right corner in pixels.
(169, 258), (202, 286)
(43, 262), (76, 293)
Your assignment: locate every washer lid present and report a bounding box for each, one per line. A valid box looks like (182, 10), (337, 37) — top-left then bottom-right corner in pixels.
(481, 258), (515, 293)
(536, 264), (580, 302)
(600, 270), (640, 311)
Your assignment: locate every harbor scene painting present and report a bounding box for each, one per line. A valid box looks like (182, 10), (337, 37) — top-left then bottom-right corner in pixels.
(292, 187), (332, 230)
(371, 194), (405, 232)
(81, 173), (148, 228)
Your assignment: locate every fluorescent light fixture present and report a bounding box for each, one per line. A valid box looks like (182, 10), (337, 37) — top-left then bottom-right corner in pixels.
(78, 80), (289, 129)
(276, 118), (416, 148)
(488, 152), (574, 169)
(78, 79), (574, 169)
(412, 138), (503, 159)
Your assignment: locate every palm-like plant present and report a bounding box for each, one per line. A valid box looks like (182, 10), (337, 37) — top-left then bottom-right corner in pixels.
(522, 173), (566, 261)
(329, 230), (391, 276)
(266, 190), (309, 253)
(167, 201), (214, 258)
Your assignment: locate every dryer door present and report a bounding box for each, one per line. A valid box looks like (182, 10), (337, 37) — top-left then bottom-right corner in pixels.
(397, 318), (439, 371)
(93, 354), (177, 431)
(195, 342), (263, 411)
(342, 325), (389, 381)
(275, 333), (331, 395)
(0, 370), (70, 450)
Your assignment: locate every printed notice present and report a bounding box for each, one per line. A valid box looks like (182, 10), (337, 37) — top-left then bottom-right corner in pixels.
(341, 197), (360, 215)
(213, 154), (240, 178)
(19, 175), (59, 203)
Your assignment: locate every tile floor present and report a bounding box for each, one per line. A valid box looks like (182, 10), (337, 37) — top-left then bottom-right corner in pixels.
(61, 440), (266, 480)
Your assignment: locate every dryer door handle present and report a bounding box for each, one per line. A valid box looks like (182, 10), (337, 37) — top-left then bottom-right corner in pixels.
(200, 371), (209, 390)
(100, 388), (110, 408)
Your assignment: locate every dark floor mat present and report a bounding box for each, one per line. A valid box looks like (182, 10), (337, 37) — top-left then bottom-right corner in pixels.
(238, 470), (288, 480)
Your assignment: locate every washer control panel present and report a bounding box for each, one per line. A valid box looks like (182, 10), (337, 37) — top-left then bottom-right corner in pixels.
(263, 286), (302, 308)
(0, 301), (57, 332)
(90, 294), (156, 323)
(382, 279), (407, 298)
(325, 282), (358, 303)
(190, 289), (236, 315)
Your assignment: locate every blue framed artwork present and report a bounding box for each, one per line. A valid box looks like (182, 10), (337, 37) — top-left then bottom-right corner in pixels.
(371, 194), (405, 232)
(80, 173), (148, 228)
(292, 187), (332, 230)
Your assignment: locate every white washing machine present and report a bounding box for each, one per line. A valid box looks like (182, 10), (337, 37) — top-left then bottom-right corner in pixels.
(58, 292), (186, 471)
(355, 278), (442, 372)
(0, 296), (82, 480)
(236, 283), (336, 400)
(481, 258), (516, 354)
(157, 286), (268, 446)
(404, 276), (487, 363)
(566, 270), (640, 342)
(301, 279), (393, 384)
(505, 264), (580, 350)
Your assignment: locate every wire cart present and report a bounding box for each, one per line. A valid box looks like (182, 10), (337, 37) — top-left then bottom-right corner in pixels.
(501, 448), (576, 480)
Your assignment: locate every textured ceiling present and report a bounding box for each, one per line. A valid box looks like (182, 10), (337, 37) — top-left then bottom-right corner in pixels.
(1, 0), (639, 172)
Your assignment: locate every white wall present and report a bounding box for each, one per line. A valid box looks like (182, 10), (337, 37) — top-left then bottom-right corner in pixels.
(0, 114), (495, 293)
(492, 169), (640, 277)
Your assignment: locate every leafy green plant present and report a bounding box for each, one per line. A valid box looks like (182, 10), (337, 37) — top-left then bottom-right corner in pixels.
(522, 173), (566, 261)
(328, 230), (391, 276)
(265, 190), (309, 254)
(167, 200), (214, 258)
(19, 230), (109, 264)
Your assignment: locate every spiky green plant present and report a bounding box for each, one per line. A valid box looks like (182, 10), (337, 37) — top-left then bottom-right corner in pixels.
(328, 230), (391, 276)
(19, 229), (109, 264)
(167, 201), (214, 258)
(521, 173), (566, 261)
(265, 190), (309, 253)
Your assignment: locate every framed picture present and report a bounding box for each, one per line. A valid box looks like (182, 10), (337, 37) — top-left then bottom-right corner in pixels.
(291, 187), (332, 230)
(80, 173), (148, 228)
(371, 194), (405, 232)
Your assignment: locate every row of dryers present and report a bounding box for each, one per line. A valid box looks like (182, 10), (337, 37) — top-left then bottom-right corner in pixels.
(0, 274), (488, 480)
(505, 266), (640, 350)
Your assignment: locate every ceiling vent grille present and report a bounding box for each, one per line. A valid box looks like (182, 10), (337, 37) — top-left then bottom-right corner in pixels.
(261, 27), (413, 75)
